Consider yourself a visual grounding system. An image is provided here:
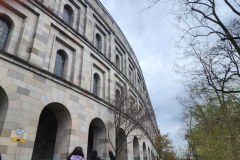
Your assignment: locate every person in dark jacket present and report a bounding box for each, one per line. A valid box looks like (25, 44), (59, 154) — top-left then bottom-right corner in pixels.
(108, 150), (116, 160)
(89, 150), (101, 160)
(0, 154), (2, 160)
(107, 148), (116, 160)
(67, 146), (85, 160)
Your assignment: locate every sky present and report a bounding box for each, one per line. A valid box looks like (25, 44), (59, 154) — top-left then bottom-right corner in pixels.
(99, 0), (185, 150)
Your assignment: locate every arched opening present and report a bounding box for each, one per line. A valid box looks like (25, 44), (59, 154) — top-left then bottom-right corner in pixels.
(32, 103), (71, 160)
(63, 4), (73, 25)
(95, 33), (102, 52)
(93, 73), (100, 97)
(133, 136), (140, 160)
(116, 54), (120, 70)
(87, 118), (107, 160)
(0, 16), (11, 50)
(151, 150), (154, 160)
(116, 128), (128, 160)
(143, 142), (147, 160)
(54, 50), (66, 78)
(148, 147), (151, 160)
(0, 86), (8, 134)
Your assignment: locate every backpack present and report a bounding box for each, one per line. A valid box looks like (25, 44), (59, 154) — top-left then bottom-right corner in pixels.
(70, 155), (85, 160)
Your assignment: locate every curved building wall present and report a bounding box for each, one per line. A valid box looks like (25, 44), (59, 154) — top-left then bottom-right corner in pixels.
(0, 0), (159, 159)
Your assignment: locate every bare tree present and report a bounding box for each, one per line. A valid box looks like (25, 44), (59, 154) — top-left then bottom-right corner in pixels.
(148, 1), (240, 159)
(146, 0), (239, 94)
(107, 88), (157, 160)
(167, 1), (240, 159)
(175, 0), (240, 94)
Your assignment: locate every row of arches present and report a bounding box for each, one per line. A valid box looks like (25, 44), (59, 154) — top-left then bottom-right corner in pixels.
(32, 104), (155, 160)
(133, 137), (155, 160)
(0, 86), (156, 159)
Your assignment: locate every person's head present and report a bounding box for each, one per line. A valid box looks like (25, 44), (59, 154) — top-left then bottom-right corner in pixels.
(107, 147), (112, 152)
(71, 146), (84, 158)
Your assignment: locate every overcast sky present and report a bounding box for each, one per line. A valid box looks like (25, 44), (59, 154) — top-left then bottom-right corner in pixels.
(99, 0), (185, 150)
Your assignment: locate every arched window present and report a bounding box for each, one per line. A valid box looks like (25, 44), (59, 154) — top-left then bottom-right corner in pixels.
(148, 147), (151, 160)
(116, 129), (128, 160)
(93, 73), (100, 96)
(0, 18), (10, 49)
(95, 33), (102, 51)
(143, 142), (147, 160)
(87, 118), (107, 159)
(151, 151), (154, 160)
(133, 136), (140, 160)
(116, 54), (120, 69)
(54, 50), (66, 77)
(0, 86), (8, 134)
(63, 5), (73, 25)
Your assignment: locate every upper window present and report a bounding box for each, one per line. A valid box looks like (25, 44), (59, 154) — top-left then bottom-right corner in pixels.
(93, 73), (100, 96)
(116, 55), (120, 70)
(63, 5), (73, 25)
(115, 89), (121, 102)
(0, 18), (10, 49)
(129, 68), (135, 85)
(129, 69), (133, 83)
(54, 50), (66, 77)
(95, 33), (102, 51)
(115, 89), (121, 109)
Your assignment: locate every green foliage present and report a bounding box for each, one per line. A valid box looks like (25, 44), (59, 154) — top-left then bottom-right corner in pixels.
(185, 95), (240, 160)
(154, 134), (177, 160)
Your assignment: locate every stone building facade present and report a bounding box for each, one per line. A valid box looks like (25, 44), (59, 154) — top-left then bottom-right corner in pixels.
(0, 0), (159, 159)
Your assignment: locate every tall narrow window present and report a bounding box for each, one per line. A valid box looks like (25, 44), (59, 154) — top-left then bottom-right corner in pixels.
(63, 5), (73, 25)
(54, 51), (65, 77)
(0, 18), (10, 49)
(93, 73), (100, 96)
(137, 79), (140, 91)
(129, 70), (132, 83)
(95, 33), (102, 51)
(116, 55), (120, 70)
(115, 89), (121, 105)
